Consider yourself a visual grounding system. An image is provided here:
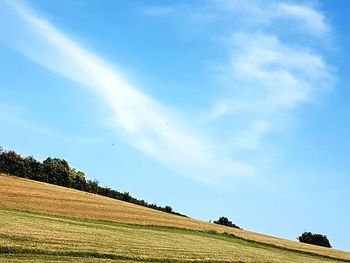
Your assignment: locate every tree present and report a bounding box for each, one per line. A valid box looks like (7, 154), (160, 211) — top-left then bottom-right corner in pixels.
(24, 156), (42, 180)
(214, 216), (241, 229)
(42, 157), (71, 186)
(165, 206), (173, 213)
(298, 232), (331, 248)
(0, 150), (26, 177)
(121, 192), (131, 202)
(86, 179), (99, 194)
(69, 168), (86, 190)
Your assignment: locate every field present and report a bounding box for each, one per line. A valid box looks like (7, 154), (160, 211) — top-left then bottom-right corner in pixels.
(1, 174), (349, 262)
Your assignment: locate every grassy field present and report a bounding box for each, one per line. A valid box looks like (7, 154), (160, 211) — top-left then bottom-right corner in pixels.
(0, 209), (347, 263)
(1, 174), (349, 262)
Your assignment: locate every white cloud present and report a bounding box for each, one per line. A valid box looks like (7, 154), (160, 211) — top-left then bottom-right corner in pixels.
(275, 3), (329, 37)
(207, 32), (331, 118)
(213, 0), (329, 37)
(204, 31), (332, 151)
(231, 33), (330, 108)
(0, 1), (254, 183)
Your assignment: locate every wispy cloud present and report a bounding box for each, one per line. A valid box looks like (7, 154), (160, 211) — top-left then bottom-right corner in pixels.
(209, 34), (331, 149)
(199, 1), (333, 151)
(0, 1), (254, 183)
(275, 3), (329, 37)
(213, 0), (330, 36)
(231, 32), (330, 109)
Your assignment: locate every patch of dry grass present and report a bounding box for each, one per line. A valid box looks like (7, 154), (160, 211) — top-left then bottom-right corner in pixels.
(1, 174), (349, 261)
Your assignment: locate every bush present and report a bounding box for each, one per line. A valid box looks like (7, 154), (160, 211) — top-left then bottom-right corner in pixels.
(298, 232), (331, 248)
(214, 216), (241, 229)
(165, 206), (173, 213)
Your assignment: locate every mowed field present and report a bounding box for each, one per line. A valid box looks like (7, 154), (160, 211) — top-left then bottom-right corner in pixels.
(1, 174), (349, 262)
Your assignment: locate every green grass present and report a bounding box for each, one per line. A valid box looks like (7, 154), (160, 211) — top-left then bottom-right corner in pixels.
(0, 209), (347, 263)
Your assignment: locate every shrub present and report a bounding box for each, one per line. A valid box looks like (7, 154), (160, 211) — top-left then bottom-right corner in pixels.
(214, 216), (241, 229)
(165, 206), (173, 213)
(298, 232), (331, 248)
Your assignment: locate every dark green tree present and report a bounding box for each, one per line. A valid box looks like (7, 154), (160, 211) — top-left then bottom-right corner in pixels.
(0, 150), (26, 177)
(69, 168), (86, 190)
(165, 206), (173, 213)
(214, 216), (241, 229)
(121, 192), (131, 202)
(42, 157), (70, 186)
(298, 232), (331, 248)
(86, 179), (99, 194)
(23, 156), (42, 180)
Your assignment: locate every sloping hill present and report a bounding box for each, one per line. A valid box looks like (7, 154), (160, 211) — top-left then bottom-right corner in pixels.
(1, 174), (349, 262)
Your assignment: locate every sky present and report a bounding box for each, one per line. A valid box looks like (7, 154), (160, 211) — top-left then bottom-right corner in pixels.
(0, 0), (349, 250)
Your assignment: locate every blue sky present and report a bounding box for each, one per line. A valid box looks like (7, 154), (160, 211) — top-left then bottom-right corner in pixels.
(0, 0), (349, 250)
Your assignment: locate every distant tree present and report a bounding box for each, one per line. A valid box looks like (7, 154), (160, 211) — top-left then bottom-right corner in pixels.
(69, 168), (86, 190)
(42, 158), (71, 186)
(298, 232), (331, 248)
(165, 206), (173, 213)
(23, 156), (42, 180)
(214, 216), (241, 229)
(121, 192), (131, 202)
(86, 179), (99, 194)
(0, 150), (26, 177)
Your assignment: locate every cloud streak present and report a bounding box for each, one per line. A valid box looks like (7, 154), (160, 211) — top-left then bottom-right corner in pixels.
(0, 1), (254, 183)
(211, 32), (332, 149)
(213, 0), (329, 36)
(231, 33), (331, 109)
(275, 3), (329, 37)
(196, 1), (333, 152)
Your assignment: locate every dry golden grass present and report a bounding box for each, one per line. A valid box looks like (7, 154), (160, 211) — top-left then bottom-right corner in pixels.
(0, 209), (344, 263)
(1, 174), (349, 261)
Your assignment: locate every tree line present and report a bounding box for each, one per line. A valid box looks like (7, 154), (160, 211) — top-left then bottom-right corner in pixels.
(0, 147), (185, 217)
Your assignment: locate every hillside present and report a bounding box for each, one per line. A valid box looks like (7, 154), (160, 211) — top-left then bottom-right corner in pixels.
(1, 174), (349, 262)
